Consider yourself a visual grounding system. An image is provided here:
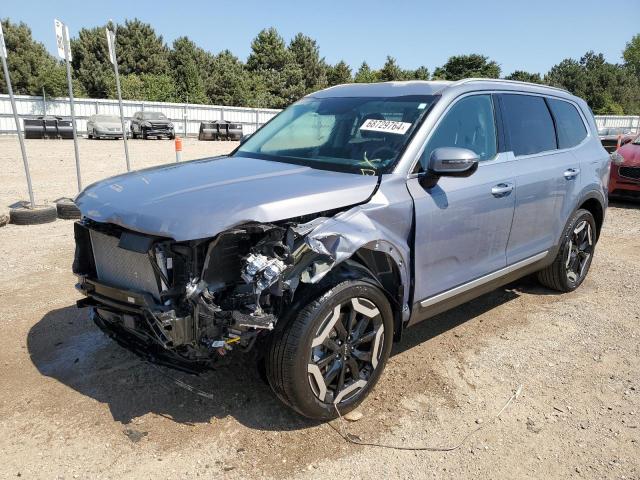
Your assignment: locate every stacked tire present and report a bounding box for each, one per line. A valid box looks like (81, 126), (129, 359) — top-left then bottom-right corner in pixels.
(8, 203), (58, 225)
(5, 198), (81, 226)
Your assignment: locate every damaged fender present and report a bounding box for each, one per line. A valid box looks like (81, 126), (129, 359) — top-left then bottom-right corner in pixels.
(301, 177), (413, 322)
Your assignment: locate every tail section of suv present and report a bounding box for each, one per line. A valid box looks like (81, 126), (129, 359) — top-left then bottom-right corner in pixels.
(73, 79), (609, 420)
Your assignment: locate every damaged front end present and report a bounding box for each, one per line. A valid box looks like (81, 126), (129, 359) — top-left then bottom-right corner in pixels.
(73, 212), (345, 371)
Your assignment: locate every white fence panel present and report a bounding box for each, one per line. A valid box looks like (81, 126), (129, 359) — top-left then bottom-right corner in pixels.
(0, 94), (280, 136)
(594, 115), (640, 132)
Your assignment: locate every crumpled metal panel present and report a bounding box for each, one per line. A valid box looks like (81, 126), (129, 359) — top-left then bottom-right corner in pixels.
(304, 175), (413, 314)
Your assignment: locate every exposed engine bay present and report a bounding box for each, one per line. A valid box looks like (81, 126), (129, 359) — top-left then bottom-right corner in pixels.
(73, 209), (393, 371)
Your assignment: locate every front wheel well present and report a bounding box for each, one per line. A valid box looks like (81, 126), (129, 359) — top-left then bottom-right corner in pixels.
(578, 198), (604, 240)
(350, 249), (404, 341)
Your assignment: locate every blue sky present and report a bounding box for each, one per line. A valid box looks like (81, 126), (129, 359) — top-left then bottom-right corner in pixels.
(3, 0), (638, 75)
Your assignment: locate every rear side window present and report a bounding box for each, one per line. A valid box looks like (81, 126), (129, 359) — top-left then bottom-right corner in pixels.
(547, 98), (587, 149)
(501, 94), (557, 156)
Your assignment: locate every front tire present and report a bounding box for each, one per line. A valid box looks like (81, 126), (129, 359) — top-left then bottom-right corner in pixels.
(537, 208), (596, 292)
(266, 279), (394, 420)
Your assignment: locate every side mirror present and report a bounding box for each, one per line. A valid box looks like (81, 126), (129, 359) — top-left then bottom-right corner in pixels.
(418, 147), (479, 188)
(239, 132), (252, 145)
(610, 151), (625, 166)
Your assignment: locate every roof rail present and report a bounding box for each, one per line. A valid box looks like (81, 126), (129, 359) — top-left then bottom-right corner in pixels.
(450, 78), (570, 94)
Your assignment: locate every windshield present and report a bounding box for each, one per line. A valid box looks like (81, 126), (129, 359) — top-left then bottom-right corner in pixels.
(234, 95), (437, 174)
(142, 112), (167, 120)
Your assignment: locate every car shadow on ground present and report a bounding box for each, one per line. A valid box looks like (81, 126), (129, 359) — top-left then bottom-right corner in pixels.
(609, 199), (640, 210)
(27, 276), (550, 431)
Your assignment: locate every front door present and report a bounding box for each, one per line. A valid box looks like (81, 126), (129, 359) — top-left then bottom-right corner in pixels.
(407, 94), (516, 311)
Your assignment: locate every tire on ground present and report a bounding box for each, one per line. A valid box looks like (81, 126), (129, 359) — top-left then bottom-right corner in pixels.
(266, 278), (394, 420)
(55, 197), (81, 220)
(537, 208), (596, 292)
(9, 203), (58, 225)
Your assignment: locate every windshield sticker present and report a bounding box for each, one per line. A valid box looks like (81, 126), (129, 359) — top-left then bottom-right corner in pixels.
(418, 103), (427, 109)
(359, 119), (412, 135)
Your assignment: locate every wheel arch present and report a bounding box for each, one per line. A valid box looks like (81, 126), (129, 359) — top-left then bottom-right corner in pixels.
(333, 250), (405, 342)
(576, 191), (605, 241)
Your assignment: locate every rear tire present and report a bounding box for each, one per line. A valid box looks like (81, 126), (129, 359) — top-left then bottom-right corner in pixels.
(266, 279), (394, 420)
(537, 209), (596, 292)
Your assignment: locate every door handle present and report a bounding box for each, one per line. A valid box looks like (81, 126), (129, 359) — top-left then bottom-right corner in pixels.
(564, 168), (580, 180)
(491, 183), (514, 197)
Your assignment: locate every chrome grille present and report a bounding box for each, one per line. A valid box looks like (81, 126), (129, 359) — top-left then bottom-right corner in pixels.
(619, 166), (640, 180)
(89, 230), (160, 299)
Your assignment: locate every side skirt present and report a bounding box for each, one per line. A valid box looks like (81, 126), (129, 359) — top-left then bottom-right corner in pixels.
(407, 251), (550, 327)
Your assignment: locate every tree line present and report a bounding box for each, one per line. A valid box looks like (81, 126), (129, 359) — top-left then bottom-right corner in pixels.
(1, 18), (640, 114)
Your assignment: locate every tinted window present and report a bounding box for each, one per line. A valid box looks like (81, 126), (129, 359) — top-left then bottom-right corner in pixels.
(501, 94), (556, 156)
(547, 99), (587, 148)
(420, 94), (497, 168)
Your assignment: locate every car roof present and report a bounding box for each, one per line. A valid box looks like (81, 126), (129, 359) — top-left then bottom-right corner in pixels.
(309, 78), (577, 102)
(310, 81), (453, 98)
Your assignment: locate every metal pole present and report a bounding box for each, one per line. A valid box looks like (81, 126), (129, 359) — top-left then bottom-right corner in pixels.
(108, 29), (130, 171)
(62, 26), (82, 192)
(183, 94), (188, 137)
(42, 87), (47, 116)
(1, 55), (35, 207)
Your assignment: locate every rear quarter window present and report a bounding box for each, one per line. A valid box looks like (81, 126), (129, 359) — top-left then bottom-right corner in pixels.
(501, 94), (557, 156)
(547, 98), (588, 149)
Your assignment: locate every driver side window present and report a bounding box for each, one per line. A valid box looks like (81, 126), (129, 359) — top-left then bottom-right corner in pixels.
(419, 95), (497, 170)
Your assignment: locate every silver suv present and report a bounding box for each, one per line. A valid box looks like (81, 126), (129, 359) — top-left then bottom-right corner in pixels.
(74, 79), (610, 420)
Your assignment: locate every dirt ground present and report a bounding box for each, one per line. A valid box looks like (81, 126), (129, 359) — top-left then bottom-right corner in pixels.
(0, 136), (638, 479)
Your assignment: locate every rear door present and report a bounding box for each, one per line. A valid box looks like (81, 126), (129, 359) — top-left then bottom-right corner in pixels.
(408, 93), (516, 304)
(498, 94), (583, 263)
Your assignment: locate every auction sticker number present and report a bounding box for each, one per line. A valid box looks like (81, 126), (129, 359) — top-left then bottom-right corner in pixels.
(359, 118), (411, 135)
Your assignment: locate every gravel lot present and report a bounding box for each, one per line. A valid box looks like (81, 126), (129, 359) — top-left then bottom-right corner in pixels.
(0, 136), (638, 479)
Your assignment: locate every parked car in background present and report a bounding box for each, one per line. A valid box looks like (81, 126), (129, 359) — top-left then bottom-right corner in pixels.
(130, 111), (175, 139)
(609, 135), (640, 200)
(87, 114), (124, 140)
(598, 127), (636, 153)
(74, 79), (609, 420)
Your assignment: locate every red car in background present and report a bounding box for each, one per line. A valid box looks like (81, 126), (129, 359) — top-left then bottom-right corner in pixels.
(609, 135), (640, 200)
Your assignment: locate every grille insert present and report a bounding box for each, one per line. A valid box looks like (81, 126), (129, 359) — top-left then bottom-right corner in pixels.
(619, 166), (640, 180)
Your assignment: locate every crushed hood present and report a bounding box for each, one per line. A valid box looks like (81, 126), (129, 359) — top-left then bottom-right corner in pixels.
(75, 155), (379, 241)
